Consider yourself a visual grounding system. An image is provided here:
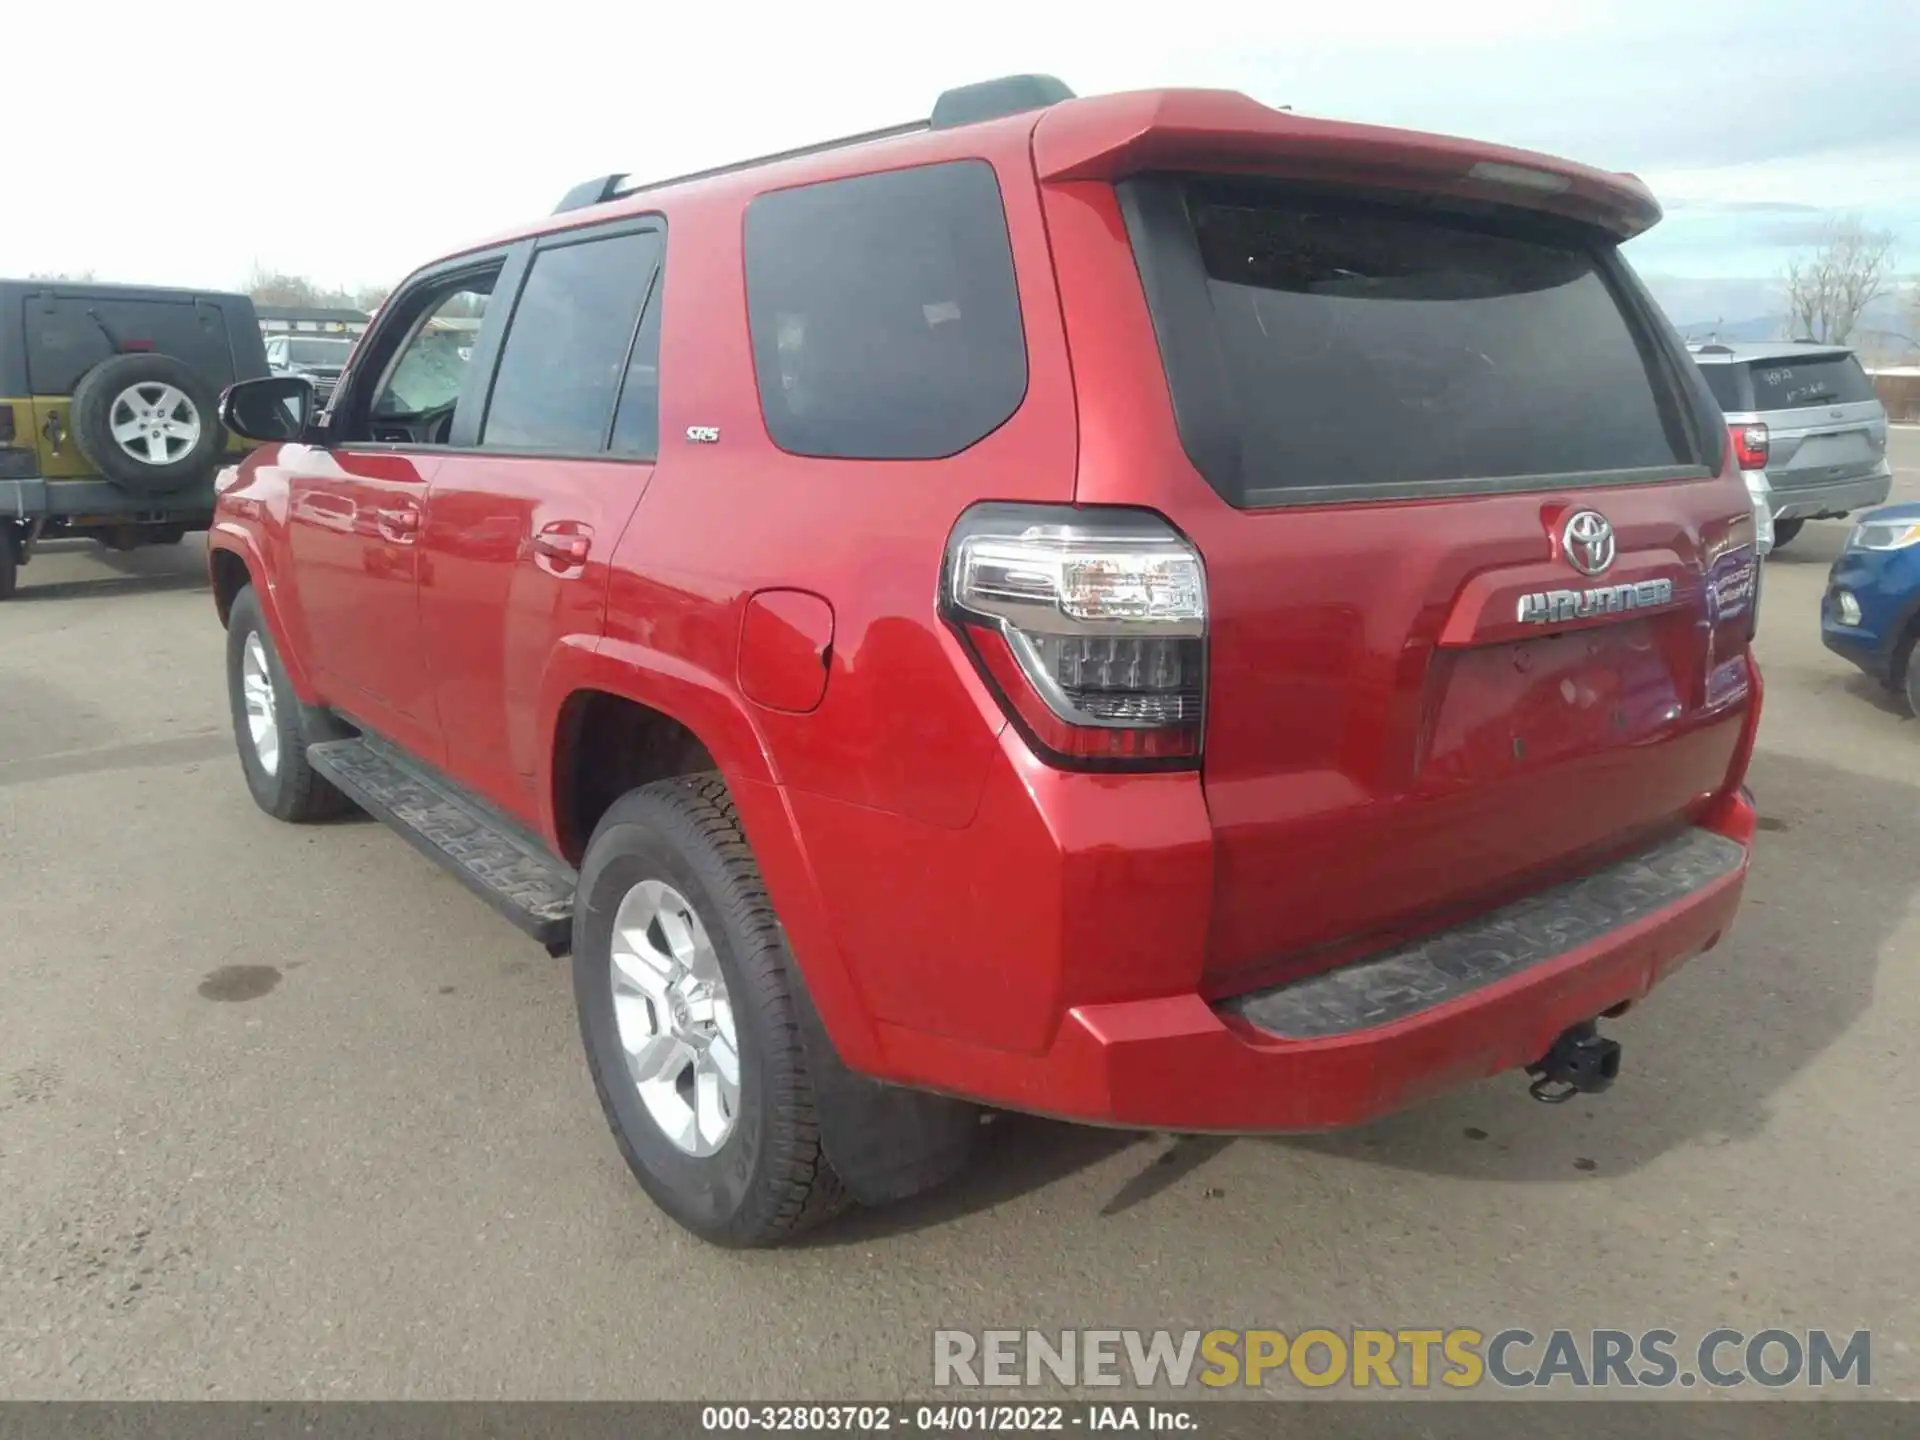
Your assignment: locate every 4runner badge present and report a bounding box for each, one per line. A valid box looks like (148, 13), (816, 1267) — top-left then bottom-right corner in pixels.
(686, 426), (721, 444)
(1517, 578), (1674, 626)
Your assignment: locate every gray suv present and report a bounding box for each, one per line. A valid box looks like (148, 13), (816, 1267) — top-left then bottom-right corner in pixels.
(1689, 341), (1891, 550)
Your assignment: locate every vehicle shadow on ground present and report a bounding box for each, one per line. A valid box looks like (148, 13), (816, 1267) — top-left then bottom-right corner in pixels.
(1843, 672), (1911, 719)
(813, 748), (1907, 1240)
(1764, 528), (1848, 567)
(12, 572), (207, 603)
(11, 538), (209, 603)
(798, 1116), (1149, 1246)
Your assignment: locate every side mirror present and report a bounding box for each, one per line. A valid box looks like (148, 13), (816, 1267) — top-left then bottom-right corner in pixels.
(221, 375), (316, 443)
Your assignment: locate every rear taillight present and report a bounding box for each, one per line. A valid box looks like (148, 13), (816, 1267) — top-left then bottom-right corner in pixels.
(1730, 422), (1769, 471)
(942, 503), (1206, 769)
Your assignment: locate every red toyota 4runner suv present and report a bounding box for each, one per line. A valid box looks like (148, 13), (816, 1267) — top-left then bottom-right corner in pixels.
(210, 75), (1763, 1246)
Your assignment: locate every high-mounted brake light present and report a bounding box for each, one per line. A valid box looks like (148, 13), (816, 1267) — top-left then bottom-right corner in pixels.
(1730, 422), (1769, 471)
(943, 504), (1206, 768)
(1466, 160), (1572, 195)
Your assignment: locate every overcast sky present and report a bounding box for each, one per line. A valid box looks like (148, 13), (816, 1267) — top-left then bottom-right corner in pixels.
(9, 0), (1914, 319)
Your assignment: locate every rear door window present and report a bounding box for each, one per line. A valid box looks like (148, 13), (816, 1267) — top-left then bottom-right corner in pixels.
(1747, 354), (1877, 409)
(482, 228), (663, 453)
(1123, 180), (1703, 506)
(744, 160), (1027, 460)
(26, 294), (238, 394)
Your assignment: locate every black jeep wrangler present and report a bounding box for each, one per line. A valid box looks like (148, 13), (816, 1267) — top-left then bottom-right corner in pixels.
(0, 279), (269, 597)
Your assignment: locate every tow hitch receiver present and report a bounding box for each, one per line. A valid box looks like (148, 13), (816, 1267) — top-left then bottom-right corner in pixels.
(1526, 1020), (1622, 1103)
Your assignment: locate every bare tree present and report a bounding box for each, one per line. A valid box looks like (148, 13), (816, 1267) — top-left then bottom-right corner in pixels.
(1782, 216), (1897, 346)
(244, 263), (331, 309)
(27, 269), (98, 282)
(244, 263), (390, 315)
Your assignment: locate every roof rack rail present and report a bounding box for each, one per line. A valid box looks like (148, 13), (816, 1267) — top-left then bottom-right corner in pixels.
(598, 119), (931, 208)
(552, 174), (630, 214)
(930, 74), (1075, 130)
(551, 73), (1075, 215)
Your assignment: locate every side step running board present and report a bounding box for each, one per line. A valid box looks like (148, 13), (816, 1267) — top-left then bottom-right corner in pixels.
(307, 737), (577, 952)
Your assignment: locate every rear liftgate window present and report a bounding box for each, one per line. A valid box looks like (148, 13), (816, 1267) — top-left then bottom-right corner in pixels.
(1747, 354), (1878, 409)
(744, 159), (1028, 460)
(1121, 179), (1705, 507)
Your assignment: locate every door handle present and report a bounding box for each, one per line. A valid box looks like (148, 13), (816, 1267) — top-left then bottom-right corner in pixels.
(531, 528), (592, 568)
(377, 506), (420, 542)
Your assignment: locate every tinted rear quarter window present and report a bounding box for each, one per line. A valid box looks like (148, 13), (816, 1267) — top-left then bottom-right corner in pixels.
(1747, 354), (1877, 409)
(1123, 180), (1701, 505)
(484, 229), (663, 453)
(744, 160), (1027, 460)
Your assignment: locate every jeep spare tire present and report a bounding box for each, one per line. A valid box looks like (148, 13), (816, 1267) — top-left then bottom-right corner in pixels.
(70, 353), (224, 492)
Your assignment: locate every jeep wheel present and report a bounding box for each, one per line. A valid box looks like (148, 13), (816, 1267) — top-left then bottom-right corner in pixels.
(70, 354), (223, 492)
(573, 776), (851, 1246)
(1905, 637), (1920, 719)
(1769, 517), (1803, 549)
(225, 586), (352, 822)
(0, 525), (18, 600)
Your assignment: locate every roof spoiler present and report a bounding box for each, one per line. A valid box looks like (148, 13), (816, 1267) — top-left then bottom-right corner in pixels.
(552, 74), (1076, 214)
(1030, 90), (1664, 240)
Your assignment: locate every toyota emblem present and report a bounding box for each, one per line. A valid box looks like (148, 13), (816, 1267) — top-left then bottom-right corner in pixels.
(1561, 510), (1616, 576)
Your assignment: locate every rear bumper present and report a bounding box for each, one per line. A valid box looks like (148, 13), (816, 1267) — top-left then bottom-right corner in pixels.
(0, 476), (216, 520)
(873, 798), (1754, 1133)
(1768, 464), (1892, 522)
(1741, 470), (1774, 555)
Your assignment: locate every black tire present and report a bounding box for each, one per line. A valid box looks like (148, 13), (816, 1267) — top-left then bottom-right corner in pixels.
(0, 525), (18, 600)
(573, 776), (852, 1246)
(1904, 637), (1920, 719)
(70, 353), (224, 492)
(225, 586), (352, 822)
(1770, 517), (1803, 548)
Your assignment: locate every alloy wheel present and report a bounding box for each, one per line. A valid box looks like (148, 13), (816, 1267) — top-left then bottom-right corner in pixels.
(609, 879), (741, 1157)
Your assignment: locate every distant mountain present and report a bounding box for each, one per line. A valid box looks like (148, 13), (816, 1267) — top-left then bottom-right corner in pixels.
(1639, 277), (1783, 333)
(1673, 314), (1790, 343)
(1639, 277), (1916, 358)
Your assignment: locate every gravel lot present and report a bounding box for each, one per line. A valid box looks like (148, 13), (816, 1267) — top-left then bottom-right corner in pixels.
(3, 433), (1917, 1400)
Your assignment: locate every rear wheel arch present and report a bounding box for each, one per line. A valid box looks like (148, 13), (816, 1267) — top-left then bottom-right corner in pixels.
(564, 739), (978, 1222)
(549, 688), (721, 866)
